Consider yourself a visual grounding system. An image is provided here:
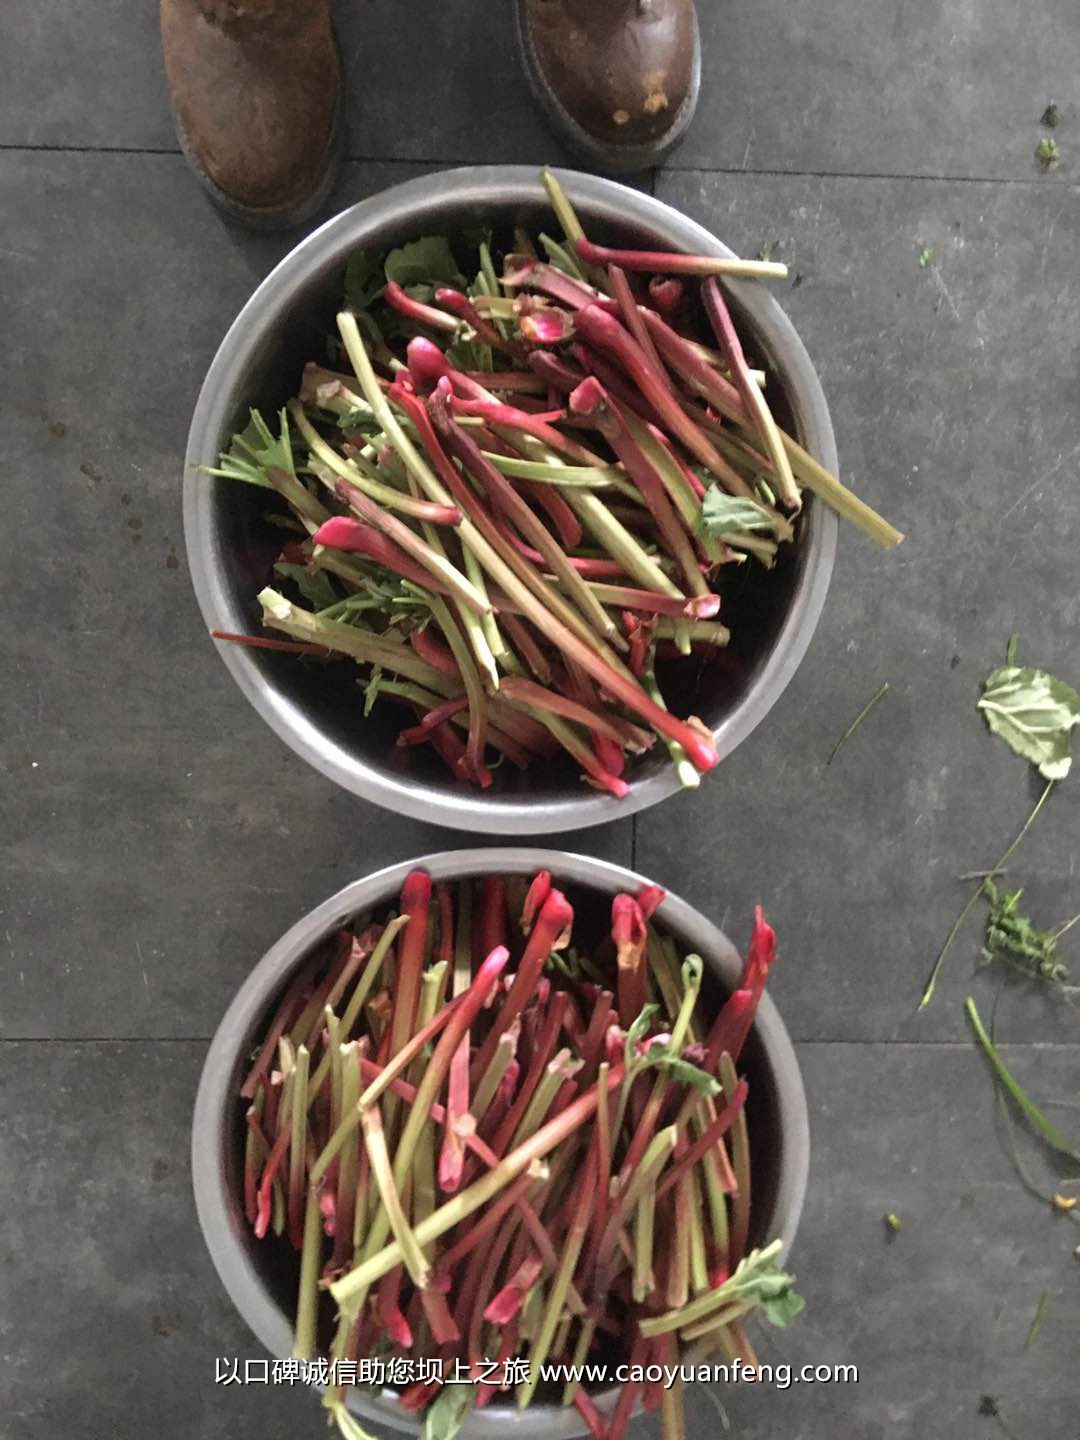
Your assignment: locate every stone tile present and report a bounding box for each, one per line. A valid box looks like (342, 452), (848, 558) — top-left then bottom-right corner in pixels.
(0, 1041), (314, 1440)
(5, 1041), (1076, 1438)
(3, 1), (1077, 186)
(673, 0), (1079, 182)
(0, 152), (631, 1041)
(680, 1042), (1080, 1439)
(639, 169), (1080, 1043)
(0, 0), (649, 183)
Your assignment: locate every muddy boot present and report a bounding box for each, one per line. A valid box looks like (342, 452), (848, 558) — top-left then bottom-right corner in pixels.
(515, 0), (700, 173)
(160, 0), (343, 230)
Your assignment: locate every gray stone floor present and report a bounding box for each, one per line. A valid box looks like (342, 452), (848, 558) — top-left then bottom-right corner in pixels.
(1, 2), (1078, 1436)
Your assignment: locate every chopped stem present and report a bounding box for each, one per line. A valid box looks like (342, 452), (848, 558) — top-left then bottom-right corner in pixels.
(719, 1054), (751, 1265)
(330, 1068), (623, 1309)
(293, 1183), (324, 1359)
(920, 780), (1054, 1008)
(576, 237), (789, 281)
(360, 1101), (430, 1287)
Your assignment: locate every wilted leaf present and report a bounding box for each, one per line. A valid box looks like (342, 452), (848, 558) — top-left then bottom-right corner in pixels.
(978, 656), (1080, 780)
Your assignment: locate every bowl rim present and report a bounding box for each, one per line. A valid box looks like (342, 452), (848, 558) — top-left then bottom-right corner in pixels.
(191, 847), (810, 1439)
(183, 166), (839, 834)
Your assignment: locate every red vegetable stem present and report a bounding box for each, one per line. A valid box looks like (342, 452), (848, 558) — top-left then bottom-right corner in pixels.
(572, 581), (719, 621)
(569, 378), (706, 597)
(719, 1054), (751, 1265)
(418, 387), (720, 770)
(355, 1056), (500, 1171)
(435, 287), (522, 356)
(397, 695), (470, 746)
(701, 277), (799, 508)
(499, 612), (553, 683)
(487, 996), (571, 1157)
(518, 475), (583, 550)
(607, 262), (664, 373)
(384, 279), (461, 333)
(660, 1079), (748, 1198)
(330, 477), (489, 619)
(612, 895), (648, 1029)
(211, 630), (333, 658)
(440, 881), (472, 1196)
(576, 237), (789, 281)
(573, 304), (755, 498)
(434, 398), (618, 643)
(400, 385), (628, 664)
(436, 1168), (540, 1272)
(503, 539), (629, 580)
(386, 871), (433, 1066)
(239, 958), (319, 1100)
(470, 889), (575, 1089)
(476, 875), (507, 965)
(499, 677), (650, 751)
(449, 396), (607, 467)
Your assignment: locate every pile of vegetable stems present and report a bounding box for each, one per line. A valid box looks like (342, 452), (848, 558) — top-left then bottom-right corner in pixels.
(239, 870), (790, 1440)
(210, 169), (901, 798)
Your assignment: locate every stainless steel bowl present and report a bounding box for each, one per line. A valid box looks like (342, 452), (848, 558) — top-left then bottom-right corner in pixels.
(183, 168), (838, 832)
(191, 848), (810, 1439)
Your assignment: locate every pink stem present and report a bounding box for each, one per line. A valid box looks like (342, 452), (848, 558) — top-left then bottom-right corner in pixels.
(573, 304), (754, 495)
(435, 287), (523, 355)
(499, 612), (553, 683)
(450, 396), (606, 465)
(312, 516), (459, 598)
(211, 630), (332, 659)
(569, 376), (705, 593)
(384, 280), (459, 333)
(409, 627), (458, 675)
(500, 676), (651, 751)
(657, 1079), (748, 1198)
(470, 889), (574, 1087)
(396, 695), (470, 746)
(612, 895), (648, 1028)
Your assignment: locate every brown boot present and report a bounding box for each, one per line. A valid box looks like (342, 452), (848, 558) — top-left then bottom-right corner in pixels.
(160, 0), (343, 230)
(515, 0), (700, 172)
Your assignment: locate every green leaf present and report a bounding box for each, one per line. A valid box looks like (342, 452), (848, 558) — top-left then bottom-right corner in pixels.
(761, 1286), (807, 1328)
(965, 996), (1080, 1164)
(210, 407), (295, 488)
(363, 665), (385, 717)
(978, 648), (1080, 779)
(718, 1241), (804, 1326)
(274, 561), (338, 612)
(420, 1385), (474, 1440)
(638, 1047), (722, 1096)
(384, 236), (464, 290)
(344, 251), (385, 312)
(699, 484), (778, 537)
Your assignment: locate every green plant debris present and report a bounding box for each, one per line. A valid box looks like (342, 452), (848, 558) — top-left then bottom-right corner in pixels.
(828, 682), (890, 766)
(966, 996), (1080, 1165)
(980, 880), (1077, 986)
(1040, 102), (1060, 128)
(921, 636), (1079, 1008)
(1024, 1291), (1050, 1349)
(1036, 136), (1060, 169)
(918, 245), (934, 268)
(884, 1211), (902, 1234)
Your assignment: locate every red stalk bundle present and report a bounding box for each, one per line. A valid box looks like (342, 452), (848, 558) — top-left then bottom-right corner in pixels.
(241, 867), (796, 1440)
(216, 169), (897, 808)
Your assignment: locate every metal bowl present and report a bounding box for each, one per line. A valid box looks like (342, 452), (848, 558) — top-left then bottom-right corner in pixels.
(191, 848), (810, 1439)
(183, 168), (838, 832)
